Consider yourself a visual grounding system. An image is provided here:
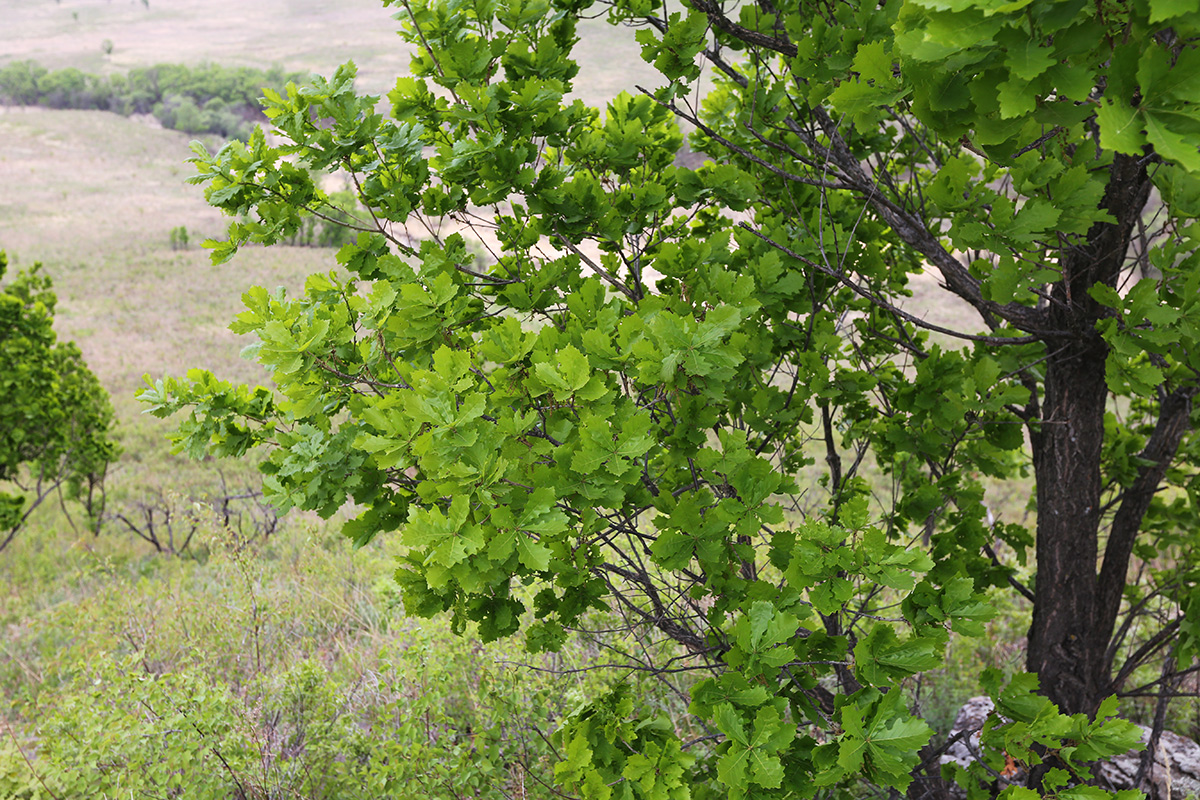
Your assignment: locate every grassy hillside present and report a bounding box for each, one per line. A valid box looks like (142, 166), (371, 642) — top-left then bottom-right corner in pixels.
(0, 109), (322, 492)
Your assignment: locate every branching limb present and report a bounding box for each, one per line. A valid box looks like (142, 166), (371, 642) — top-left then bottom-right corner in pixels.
(1098, 385), (1199, 669)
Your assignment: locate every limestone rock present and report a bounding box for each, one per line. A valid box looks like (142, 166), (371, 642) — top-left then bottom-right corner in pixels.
(1097, 726), (1200, 800)
(938, 696), (1200, 800)
(941, 697), (997, 772)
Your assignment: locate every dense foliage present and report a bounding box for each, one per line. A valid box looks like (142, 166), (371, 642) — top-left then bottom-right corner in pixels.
(0, 251), (119, 552)
(145, 0), (1200, 796)
(0, 60), (304, 139)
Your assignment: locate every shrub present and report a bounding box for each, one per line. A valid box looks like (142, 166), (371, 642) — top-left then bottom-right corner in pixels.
(0, 252), (119, 552)
(168, 225), (190, 250)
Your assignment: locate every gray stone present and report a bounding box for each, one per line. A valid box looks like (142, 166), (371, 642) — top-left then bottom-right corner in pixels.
(938, 697), (1200, 800)
(1097, 726), (1200, 800)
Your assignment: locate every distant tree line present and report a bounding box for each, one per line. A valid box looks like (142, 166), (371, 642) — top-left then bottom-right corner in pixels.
(0, 61), (305, 139)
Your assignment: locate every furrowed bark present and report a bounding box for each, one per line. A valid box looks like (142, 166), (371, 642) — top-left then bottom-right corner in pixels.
(1026, 153), (1153, 716)
(1027, 335), (1108, 715)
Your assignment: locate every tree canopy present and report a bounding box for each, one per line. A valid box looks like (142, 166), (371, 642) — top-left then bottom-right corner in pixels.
(143, 0), (1200, 796)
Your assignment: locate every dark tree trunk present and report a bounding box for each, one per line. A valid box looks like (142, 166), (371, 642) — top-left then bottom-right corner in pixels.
(1026, 153), (1153, 717)
(1027, 337), (1108, 716)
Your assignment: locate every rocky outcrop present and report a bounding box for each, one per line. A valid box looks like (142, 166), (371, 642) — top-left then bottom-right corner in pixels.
(938, 697), (1200, 800)
(1097, 726), (1200, 800)
(940, 697), (997, 773)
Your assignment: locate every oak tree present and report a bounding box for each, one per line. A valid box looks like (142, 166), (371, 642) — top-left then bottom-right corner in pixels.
(144, 0), (1200, 796)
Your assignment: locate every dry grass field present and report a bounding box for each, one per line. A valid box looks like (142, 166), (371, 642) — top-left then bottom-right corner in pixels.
(0, 0), (656, 97)
(0, 0), (413, 93)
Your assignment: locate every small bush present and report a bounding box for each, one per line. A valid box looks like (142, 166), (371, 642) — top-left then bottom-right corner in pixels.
(168, 225), (190, 250)
(21, 624), (580, 797)
(0, 251), (119, 553)
(106, 482), (279, 556)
